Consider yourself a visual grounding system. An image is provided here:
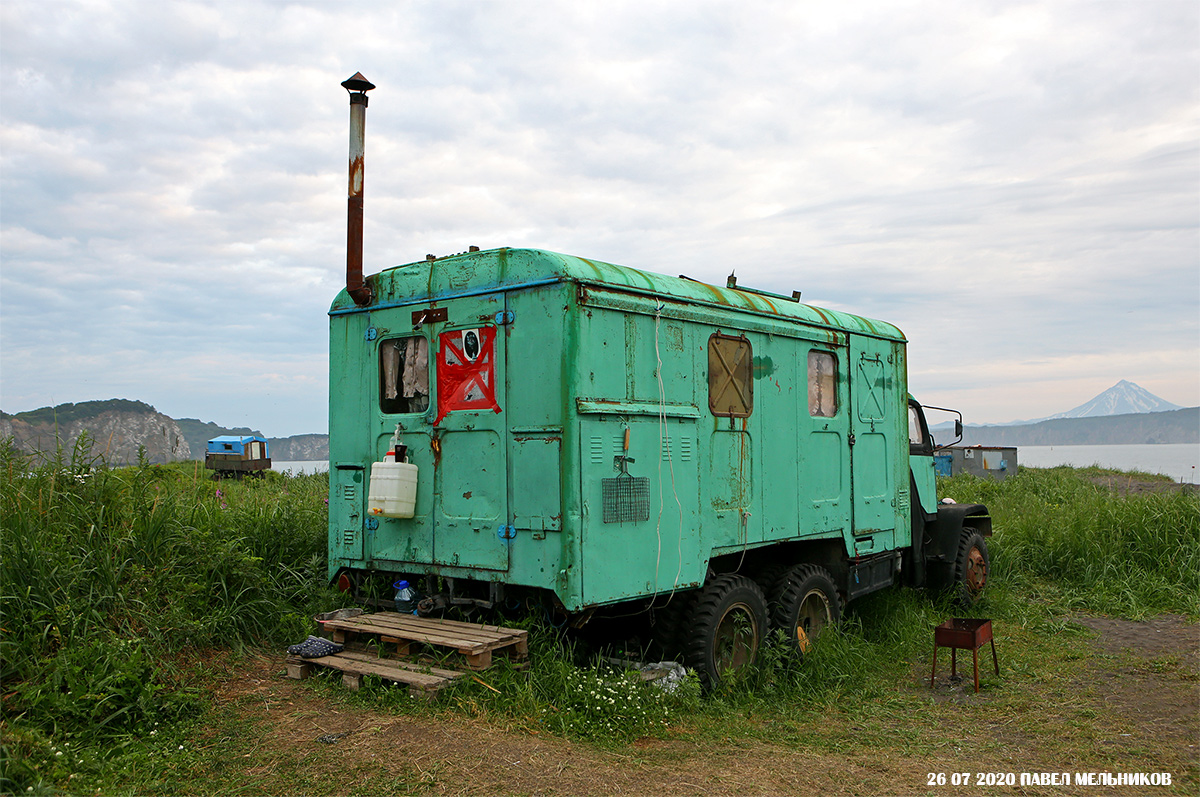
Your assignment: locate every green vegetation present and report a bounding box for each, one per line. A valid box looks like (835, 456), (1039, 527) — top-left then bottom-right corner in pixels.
(2, 454), (1196, 794)
(2, 399), (158, 427)
(0, 436), (338, 794)
(940, 466), (1200, 617)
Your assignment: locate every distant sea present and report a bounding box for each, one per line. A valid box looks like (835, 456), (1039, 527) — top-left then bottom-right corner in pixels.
(273, 460), (331, 475)
(274, 444), (1200, 484)
(1016, 443), (1198, 484)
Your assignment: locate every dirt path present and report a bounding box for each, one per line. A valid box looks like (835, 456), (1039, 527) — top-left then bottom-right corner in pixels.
(209, 614), (1198, 796)
(1071, 614), (1199, 763)
(216, 664), (933, 796)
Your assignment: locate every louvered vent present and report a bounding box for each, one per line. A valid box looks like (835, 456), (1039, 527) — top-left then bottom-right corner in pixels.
(661, 437), (694, 462)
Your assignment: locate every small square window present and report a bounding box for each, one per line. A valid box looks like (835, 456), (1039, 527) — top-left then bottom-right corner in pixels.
(808, 351), (838, 417)
(708, 333), (753, 418)
(380, 336), (430, 414)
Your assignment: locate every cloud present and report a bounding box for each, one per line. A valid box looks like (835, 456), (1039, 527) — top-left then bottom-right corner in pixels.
(1, 0), (1197, 435)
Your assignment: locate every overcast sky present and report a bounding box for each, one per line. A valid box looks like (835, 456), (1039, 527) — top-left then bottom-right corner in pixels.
(2, 0), (1197, 437)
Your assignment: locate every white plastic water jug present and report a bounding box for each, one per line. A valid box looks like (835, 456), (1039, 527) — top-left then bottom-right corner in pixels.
(367, 460), (418, 518)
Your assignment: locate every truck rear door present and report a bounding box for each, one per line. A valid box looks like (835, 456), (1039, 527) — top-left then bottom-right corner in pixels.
(429, 294), (510, 572)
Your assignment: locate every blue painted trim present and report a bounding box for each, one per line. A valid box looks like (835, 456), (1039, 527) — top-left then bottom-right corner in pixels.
(329, 277), (564, 317)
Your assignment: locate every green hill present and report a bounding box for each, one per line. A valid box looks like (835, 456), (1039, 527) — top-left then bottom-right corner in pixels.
(2, 399), (157, 427)
(175, 418), (264, 460)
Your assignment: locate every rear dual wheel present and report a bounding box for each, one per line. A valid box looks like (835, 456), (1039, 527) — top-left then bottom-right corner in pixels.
(769, 564), (841, 657)
(650, 590), (696, 661)
(679, 564), (844, 686)
(684, 574), (767, 688)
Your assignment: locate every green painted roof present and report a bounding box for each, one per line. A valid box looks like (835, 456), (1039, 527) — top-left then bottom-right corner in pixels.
(330, 247), (904, 341)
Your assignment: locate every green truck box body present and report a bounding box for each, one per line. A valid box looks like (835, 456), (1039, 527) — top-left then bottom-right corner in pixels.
(328, 247), (913, 612)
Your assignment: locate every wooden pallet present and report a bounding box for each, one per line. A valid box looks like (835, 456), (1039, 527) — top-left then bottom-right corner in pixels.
(318, 612), (529, 671)
(286, 650), (464, 699)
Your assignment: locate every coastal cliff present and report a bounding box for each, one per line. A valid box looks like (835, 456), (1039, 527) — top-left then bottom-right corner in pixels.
(1, 400), (190, 464)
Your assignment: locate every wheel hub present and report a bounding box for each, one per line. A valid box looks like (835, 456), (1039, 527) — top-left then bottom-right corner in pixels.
(964, 546), (987, 593)
(713, 601), (759, 671)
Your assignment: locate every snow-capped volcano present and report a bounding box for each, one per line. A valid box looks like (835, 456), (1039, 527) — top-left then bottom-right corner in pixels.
(1039, 380), (1182, 421)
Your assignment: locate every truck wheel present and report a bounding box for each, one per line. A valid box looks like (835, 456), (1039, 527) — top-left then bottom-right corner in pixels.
(684, 574), (768, 688)
(650, 589), (695, 661)
(953, 528), (989, 606)
(753, 564), (789, 611)
(770, 564), (841, 657)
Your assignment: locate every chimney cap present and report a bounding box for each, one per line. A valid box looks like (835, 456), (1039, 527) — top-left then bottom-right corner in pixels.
(341, 72), (376, 93)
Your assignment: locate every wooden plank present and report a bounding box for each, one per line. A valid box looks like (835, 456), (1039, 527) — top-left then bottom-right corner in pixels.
(320, 653), (460, 687)
(327, 624), (489, 654)
(325, 611), (525, 642)
(322, 621), (515, 654)
(320, 613), (528, 654)
(379, 635), (411, 657)
(334, 651), (464, 681)
(288, 653), (459, 691)
(322, 614), (522, 646)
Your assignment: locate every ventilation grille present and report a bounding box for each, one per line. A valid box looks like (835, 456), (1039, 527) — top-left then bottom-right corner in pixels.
(342, 529), (357, 546)
(602, 476), (650, 524)
(661, 437), (693, 462)
(342, 484), (357, 501)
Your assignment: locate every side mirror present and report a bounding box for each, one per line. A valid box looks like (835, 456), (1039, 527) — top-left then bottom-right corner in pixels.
(955, 419), (963, 437)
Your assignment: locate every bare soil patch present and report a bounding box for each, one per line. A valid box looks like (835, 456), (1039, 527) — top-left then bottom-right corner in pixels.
(1071, 614), (1199, 772)
(1073, 614), (1199, 662)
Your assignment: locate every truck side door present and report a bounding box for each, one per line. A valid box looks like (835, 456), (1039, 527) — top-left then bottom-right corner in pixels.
(849, 336), (901, 549)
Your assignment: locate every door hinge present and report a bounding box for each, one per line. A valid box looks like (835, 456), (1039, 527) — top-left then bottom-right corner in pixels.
(494, 310), (515, 325)
(497, 525), (517, 540)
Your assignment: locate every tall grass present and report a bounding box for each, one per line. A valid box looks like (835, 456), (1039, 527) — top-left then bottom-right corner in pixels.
(3, 449), (1196, 792)
(940, 466), (1200, 617)
(0, 435), (338, 753)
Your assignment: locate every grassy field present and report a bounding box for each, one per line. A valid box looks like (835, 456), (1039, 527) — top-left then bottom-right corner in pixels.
(1, 439), (1197, 795)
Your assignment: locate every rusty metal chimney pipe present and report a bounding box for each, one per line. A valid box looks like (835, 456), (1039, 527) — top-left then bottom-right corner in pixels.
(342, 72), (375, 306)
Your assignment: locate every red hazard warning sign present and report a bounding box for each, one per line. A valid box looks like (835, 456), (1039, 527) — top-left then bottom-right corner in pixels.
(435, 327), (501, 424)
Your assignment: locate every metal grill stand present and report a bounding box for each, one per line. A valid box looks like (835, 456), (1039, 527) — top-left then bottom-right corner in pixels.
(930, 618), (999, 693)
